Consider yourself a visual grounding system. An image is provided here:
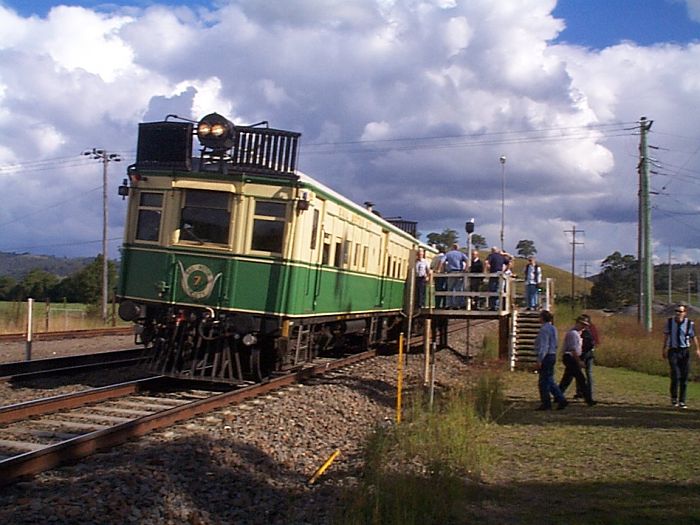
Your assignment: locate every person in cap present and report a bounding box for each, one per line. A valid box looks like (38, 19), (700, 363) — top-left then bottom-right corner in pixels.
(662, 304), (700, 408)
(558, 315), (596, 406)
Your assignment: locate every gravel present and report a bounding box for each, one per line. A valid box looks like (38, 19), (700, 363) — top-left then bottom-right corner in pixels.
(0, 334), (151, 406)
(0, 334), (137, 364)
(0, 321), (495, 525)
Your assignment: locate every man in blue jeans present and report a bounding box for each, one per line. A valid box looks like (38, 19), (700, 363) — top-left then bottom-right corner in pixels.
(662, 304), (700, 408)
(440, 243), (468, 308)
(485, 247), (506, 310)
(534, 310), (567, 410)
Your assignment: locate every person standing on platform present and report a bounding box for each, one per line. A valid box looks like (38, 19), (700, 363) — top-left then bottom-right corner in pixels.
(662, 304), (699, 408)
(534, 310), (567, 410)
(414, 249), (431, 308)
(524, 256), (542, 310)
(485, 247), (506, 310)
(469, 249), (484, 310)
(431, 248), (446, 308)
(440, 243), (468, 308)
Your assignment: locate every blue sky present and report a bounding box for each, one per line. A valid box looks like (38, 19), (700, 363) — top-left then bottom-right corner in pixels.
(0, 0), (699, 274)
(553, 0), (700, 48)
(8, 0), (700, 48)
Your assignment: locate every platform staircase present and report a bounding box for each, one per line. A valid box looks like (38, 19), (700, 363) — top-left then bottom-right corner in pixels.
(509, 310), (541, 370)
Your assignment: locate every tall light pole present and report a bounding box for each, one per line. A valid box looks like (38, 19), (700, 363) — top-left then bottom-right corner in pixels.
(499, 155), (506, 250)
(83, 148), (121, 323)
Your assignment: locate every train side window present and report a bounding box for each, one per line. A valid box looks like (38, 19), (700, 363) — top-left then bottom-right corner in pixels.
(135, 192), (163, 242)
(362, 246), (368, 269)
(343, 241), (351, 266)
(354, 243), (361, 267)
(334, 239), (343, 267)
(310, 209), (320, 250)
(251, 200), (287, 253)
(322, 238), (331, 265)
(180, 189), (230, 245)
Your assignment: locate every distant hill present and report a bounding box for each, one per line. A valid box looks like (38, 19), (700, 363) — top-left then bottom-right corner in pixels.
(0, 252), (93, 281)
(507, 255), (593, 296)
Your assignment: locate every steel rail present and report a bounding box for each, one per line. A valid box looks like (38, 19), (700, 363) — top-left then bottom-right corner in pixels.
(0, 377), (166, 425)
(0, 349), (376, 486)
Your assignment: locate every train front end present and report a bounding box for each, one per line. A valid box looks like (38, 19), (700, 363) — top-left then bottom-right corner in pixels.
(117, 113), (302, 383)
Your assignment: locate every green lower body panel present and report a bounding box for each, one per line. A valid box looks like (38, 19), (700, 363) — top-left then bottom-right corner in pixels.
(118, 247), (405, 317)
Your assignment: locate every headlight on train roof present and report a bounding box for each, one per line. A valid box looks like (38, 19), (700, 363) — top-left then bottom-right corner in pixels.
(211, 123), (226, 137)
(197, 112), (235, 151)
(198, 121), (211, 136)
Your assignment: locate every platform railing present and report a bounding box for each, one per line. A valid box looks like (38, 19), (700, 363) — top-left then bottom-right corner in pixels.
(427, 272), (514, 315)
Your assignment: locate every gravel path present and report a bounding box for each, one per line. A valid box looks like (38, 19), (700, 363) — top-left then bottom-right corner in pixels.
(0, 334), (137, 364)
(0, 320), (496, 525)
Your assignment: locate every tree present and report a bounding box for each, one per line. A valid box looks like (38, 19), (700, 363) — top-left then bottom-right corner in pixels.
(515, 239), (537, 258)
(0, 276), (16, 300)
(426, 228), (459, 252)
(16, 269), (59, 301)
(589, 251), (638, 309)
(53, 255), (117, 304)
(471, 234), (487, 251)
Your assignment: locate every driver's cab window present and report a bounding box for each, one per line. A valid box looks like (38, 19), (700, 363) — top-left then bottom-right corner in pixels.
(251, 200), (287, 253)
(135, 192), (163, 242)
(179, 189), (231, 245)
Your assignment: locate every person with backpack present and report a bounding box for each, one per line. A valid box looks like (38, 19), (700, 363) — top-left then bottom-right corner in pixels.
(662, 304), (700, 408)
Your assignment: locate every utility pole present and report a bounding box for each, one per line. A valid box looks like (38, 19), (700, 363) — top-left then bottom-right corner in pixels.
(564, 225), (584, 312)
(637, 116), (653, 331)
(499, 156), (506, 250)
(581, 262), (590, 309)
(83, 149), (121, 324)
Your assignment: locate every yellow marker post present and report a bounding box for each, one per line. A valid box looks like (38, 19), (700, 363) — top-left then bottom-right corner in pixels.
(308, 449), (341, 485)
(397, 332), (404, 424)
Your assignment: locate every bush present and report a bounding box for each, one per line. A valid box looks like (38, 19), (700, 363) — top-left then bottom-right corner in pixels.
(336, 375), (505, 524)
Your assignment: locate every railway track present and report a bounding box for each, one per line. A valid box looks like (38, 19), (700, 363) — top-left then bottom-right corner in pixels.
(0, 350), (376, 486)
(0, 348), (148, 382)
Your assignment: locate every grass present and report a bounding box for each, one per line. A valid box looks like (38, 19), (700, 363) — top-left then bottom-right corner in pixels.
(337, 313), (700, 524)
(0, 300), (123, 334)
(476, 366), (700, 524)
(336, 377), (506, 525)
(586, 312), (689, 379)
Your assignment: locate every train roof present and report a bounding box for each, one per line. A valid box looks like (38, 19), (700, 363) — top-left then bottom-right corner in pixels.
(296, 171), (434, 252)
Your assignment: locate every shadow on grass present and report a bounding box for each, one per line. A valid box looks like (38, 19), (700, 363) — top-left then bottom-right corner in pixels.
(461, 478), (700, 525)
(500, 398), (700, 431)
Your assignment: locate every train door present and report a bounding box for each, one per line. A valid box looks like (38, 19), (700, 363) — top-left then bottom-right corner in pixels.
(308, 199), (326, 311)
(378, 229), (390, 307)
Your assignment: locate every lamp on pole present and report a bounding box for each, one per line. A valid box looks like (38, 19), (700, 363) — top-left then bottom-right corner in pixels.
(499, 155), (506, 250)
(83, 148), (121, 324)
